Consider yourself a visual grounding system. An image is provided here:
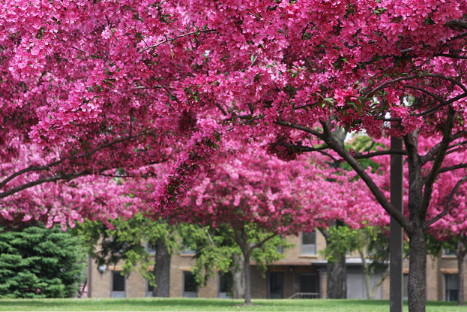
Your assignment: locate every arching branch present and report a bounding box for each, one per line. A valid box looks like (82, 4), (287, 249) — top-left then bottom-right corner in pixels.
(421, 107), (456, 215)
(439, 163), (467, 174)
(427, 175), (467, 227)
(0, 129), (154, 191)
(0, 170), (95, 199)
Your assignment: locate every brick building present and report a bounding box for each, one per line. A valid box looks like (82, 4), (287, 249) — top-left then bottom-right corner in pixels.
(86, 230), (464, 301)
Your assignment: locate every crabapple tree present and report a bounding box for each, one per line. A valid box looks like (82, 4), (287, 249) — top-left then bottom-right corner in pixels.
(169, 146), (383, 304)
(2, 1), (467, 311)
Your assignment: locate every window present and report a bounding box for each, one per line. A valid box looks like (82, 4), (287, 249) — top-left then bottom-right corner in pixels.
(111, 271), (126, 298)
(146, 271), (155, 297)
(403, 274), (408, 300)
(183, 272), (198, 297)
(444, 248), (457, 256)
(146, 280), (154, 297)
(181, 245), (196, 255)
(445, 274), (459, 302)
(218, 272), (233, 298)
(145, 241), (157, 255)
(300, 274), (318, 294)
(268, 272), (284, 299)
(301, 231), (316, 255)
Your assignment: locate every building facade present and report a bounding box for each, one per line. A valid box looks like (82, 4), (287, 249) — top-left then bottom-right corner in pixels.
(87, 230), (465, 301)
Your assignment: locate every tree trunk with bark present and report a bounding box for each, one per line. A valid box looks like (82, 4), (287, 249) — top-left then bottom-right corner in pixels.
(358, 247), (389, 300)
(326, 253), (347, 299)
(358, 249), (372, 300)
(407, 226), (427, 312)
(243, 252), (252, 304)
(310, 108), (459, 312)
(153, 238), (171, 297)
(320, 225), (347, 299)
(458, 241), (466, 305)
(232, 254), (245, 299)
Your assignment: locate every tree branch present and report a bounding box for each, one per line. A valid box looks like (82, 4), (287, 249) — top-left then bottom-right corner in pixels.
(403, 85), (443, 103)
(446, 19), (467, 30)
(422, 133), (467, 164)
(439, 163), (467, 174)
(140, 29), (216, 53)
(421, 107), (456, 216)
(0, 129), (154, 191)
(320, 120), (413, 232)
(252, 233), (278, 250)
(423, 74), (467, 94)
(215, 103), (227, 116)
(0, 170), (95, 199)
(353, 150), (407, 159)
(274, 120), (324, 140)
(426, 175), (467, 227)
(434, 54), (467, 60)
(363, 75), (419, 97)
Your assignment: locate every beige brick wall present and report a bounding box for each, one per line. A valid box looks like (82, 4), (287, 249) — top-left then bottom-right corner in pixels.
(88, 232), (467, 302)
(279, 231), (326, 263)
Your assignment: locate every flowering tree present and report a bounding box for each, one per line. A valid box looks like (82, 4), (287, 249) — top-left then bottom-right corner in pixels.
(360, 135), (467, 305)
(0, 143), (141, 229)
(2, 1), (467, 310)
(169, 146), (382, 303)
(417, 139), (467, 305)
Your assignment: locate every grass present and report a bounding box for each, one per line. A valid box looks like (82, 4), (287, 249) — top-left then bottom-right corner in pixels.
(1, 298), (467, 312)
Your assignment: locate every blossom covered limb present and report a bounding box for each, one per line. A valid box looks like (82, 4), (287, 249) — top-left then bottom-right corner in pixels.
(427, 175), (467, 227)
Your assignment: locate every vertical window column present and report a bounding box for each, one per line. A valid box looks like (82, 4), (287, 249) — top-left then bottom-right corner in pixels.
(268, 272), (284, 299)
(218, 272), (233, 298)
(445, 274), (459, 302)
(111, 271), (126, 298)
(183, 271), (198, 298)
(301, 231), (317, 255)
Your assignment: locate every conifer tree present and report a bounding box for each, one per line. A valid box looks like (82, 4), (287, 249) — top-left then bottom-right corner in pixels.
(0, 225), (85, 298)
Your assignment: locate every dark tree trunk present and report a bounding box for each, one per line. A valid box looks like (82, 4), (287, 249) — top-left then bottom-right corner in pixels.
(327, 253), (347, 299)
(153, 238), (171, 297)
(243, 252), (252, 305)
(404, 131), (428, 312)
(407, 224), (427, 312)
(320, 223), (347, 299)
(458, 242), (466, 306)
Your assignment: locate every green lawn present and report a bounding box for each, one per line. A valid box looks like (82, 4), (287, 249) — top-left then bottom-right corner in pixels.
(0, 299), (467, 312)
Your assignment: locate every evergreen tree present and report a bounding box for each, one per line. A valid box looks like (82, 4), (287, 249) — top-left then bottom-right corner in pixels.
(0, 225), (85, 298)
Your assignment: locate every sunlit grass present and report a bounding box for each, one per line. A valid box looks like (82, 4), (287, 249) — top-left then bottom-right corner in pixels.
(0, 298), (466, 311)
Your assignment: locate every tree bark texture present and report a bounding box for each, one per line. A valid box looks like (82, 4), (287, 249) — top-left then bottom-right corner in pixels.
(405, 131), (427, 312)
(243, 253), (252, 304)
(326, 253), (347, 299)
(153, 238), (171, 297)
(458, 242), (466, 306)
(321, 222), (347, 299)
(358, 249), (373, 300)
(232, 254), (245, 299)
(407, 226), (427, 312)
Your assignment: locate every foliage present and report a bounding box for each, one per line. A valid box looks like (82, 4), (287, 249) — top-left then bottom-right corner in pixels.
(425, 233), (458, 258)
(0, 225), (85, 298)
(321, 225), (359, 263)
(179, 223), (292, 286)
(74, 214), (178, 282)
